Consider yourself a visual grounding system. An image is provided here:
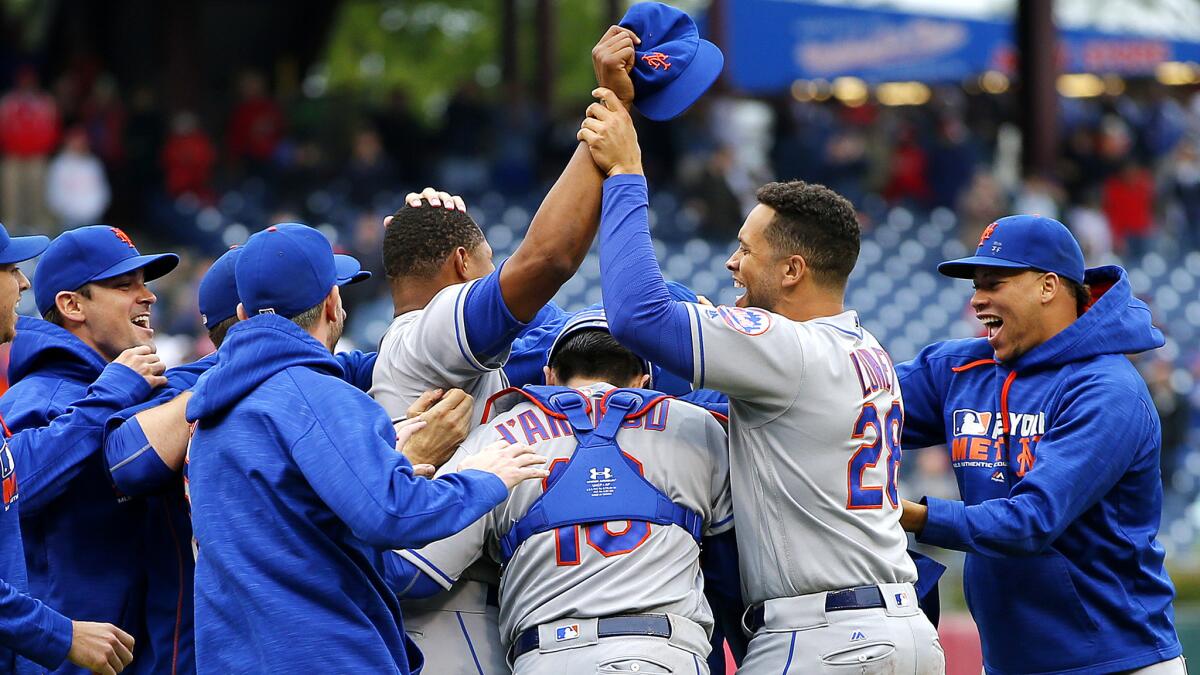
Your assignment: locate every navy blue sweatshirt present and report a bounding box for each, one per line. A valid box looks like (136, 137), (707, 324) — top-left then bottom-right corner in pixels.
(185, 314), (507, 674)
(898, 266), (1181, 674)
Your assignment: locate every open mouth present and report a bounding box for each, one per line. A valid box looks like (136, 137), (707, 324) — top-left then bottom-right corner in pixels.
(979, 314), (1003, 342)
(131, 314), (152, 332)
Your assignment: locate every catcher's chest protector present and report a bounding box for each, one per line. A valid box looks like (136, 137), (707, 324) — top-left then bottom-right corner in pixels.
(496, 386), (705, 562)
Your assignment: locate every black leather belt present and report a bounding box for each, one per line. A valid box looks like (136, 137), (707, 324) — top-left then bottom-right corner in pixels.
(509, 614), (671, 661)
(745, 585), (886, 632)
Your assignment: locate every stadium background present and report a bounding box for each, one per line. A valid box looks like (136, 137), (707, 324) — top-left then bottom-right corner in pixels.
(1, 0), (1198, 670)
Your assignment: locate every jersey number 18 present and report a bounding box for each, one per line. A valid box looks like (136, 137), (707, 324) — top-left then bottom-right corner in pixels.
(846, 401), (903, 510)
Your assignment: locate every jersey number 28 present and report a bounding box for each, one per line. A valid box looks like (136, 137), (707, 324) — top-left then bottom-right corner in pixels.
(846, 401), (902, 510)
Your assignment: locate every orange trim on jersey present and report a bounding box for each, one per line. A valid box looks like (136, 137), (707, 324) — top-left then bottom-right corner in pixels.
(480, 387), (584, 425)
(999, 370), (1018, 438)
(0, 412), (12, 438)
(708, 410), (729, 424)
(951, 359), (997, 373)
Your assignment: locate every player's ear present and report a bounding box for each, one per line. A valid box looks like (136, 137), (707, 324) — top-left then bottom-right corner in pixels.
(781, 253), (807, 288)
(451, 246), (470, 282)
(543, 366), (557, 386)
(55, 290), (86, 324)
(1040, 272), (1059, 306)
(235, 303), (248, 321)
(323, 286), (341, 322)
(637, 373), (651, 388)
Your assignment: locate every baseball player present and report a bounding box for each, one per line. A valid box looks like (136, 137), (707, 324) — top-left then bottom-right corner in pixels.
(897, 215), (1183, 673)
(368, 26), (643, 672)
(185, 223), (548, 673)
(98, 242), (407, 675)
(391, 311), (735, 673)
(0, 225), (176, 675)
(0, 223), (143, 675)
(579, 89), (944, 672)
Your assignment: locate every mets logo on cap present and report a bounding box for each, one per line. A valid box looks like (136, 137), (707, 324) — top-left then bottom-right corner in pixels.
(977, 221), (998, 247)
(110, 227), (136, 249)
(1, 440), (17, 511)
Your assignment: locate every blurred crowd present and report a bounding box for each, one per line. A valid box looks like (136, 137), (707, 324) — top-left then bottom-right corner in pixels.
(1, 60), (1199, 553)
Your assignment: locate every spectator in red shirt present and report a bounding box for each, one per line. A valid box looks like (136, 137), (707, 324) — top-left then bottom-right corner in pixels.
(1102, 160), (1156, 259)
(162, 111), (217, 202)
(0, 66), (60, 231)
(226, 71), (284, 177)
(883, 125), (931, 207)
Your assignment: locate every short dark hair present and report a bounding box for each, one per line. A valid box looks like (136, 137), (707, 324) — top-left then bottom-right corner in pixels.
(383, 202), (485, 279)
(548, 329), (645, 387)
(41, 285), (92, 326)
(755, 181), (860, 288)
(1064, 278), (1091, 316)
(290, 300), (325, 329)
(207, 315), (239, 348)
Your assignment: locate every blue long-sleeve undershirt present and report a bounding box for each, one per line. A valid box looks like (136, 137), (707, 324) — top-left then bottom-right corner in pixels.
(598, 175), (696, 381)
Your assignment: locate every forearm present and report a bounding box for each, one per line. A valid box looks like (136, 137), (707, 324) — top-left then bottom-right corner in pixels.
(599, 174), (695, 376)
(0, 580), (72, 669)
(501, 142), (604, 321)
(12, 364), (153, 512)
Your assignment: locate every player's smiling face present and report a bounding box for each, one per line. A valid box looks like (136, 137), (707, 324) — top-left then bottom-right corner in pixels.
(77, 269), (158, 361)
(0, 263), (29, 344)
(726, 205), (783, 311)
(971, 267), (1046, 363)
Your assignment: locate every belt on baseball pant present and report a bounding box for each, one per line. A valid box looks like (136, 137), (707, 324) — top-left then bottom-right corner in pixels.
(744, 585), (886, 632)
(509, 614), (672, 661)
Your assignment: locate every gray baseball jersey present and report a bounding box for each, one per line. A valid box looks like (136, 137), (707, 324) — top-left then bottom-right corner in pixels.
(399, 383), (734, 648)
(369, 278), (510, 674)
(370, 278), (509, 425)
(681, 305), (916, 605)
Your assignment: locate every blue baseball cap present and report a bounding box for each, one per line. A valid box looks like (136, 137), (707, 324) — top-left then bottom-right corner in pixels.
(34, 225), (179, 316)
(0, 222), (49, 265)
(235, 223), (370, 318)
(938, 215), (1086, 285)
(620, 2), (724, 121)
(548, 308), (652, 382)
(198, 246), (243, 329)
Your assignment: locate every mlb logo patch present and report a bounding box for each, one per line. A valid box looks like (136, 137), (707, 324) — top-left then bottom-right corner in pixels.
(894, 592), (910, 607)
(952, 409), (992, 437)
(555, 624), (580, 642)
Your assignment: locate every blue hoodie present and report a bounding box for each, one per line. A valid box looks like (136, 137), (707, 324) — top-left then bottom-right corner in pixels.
(0, 316), (158, 675)
(897, 266), (1180, 674)
(102, 347), (377, 675)
(185, 314), (507, 674)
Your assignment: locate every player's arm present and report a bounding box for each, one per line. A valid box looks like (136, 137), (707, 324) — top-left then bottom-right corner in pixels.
(895, 343), (956, 449)
(291, 395), (545, 550)
(10, 347), (164, 513)
(495, 27), (639, 322)
(0, 578), (73, 670)
(904, 379), (1150, 557)
(105, 392), (191, 496)
(582, 92), (801, 405)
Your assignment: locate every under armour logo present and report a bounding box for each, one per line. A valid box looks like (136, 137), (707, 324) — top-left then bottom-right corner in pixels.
(589, 467), (612, 480)
(110, 227), (136, 249)
(641, 52), (671, 70)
